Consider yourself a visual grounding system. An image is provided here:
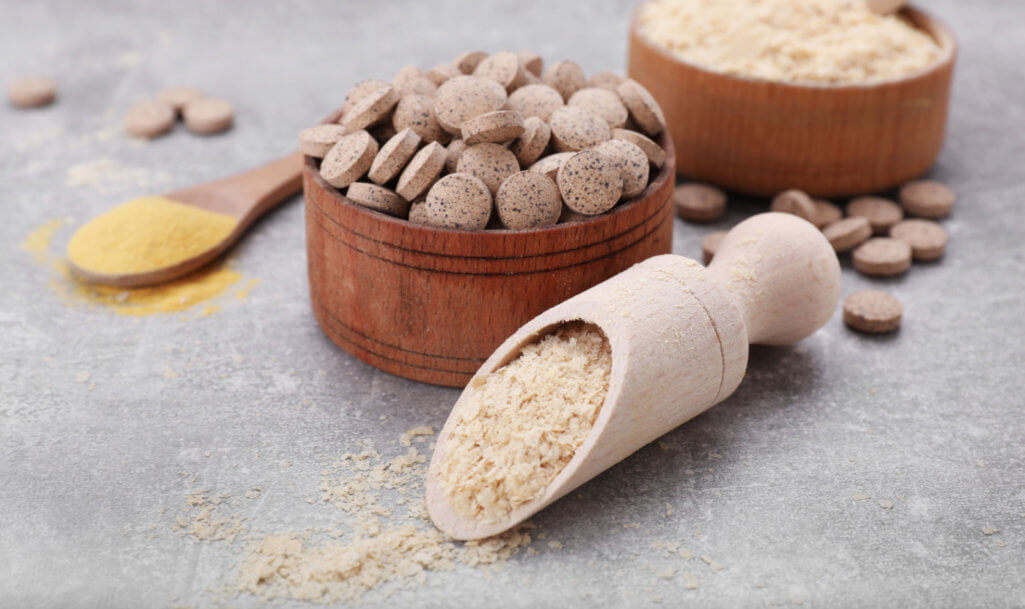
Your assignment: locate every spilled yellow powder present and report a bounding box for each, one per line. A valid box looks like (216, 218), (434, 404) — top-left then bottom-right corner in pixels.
(21, 218), (69, 263)
(639, 0), (941, 84)
(52, 261), (242, 317)
(23, 218), (249, 317)
(434, 323), (612, 522)
(67, 196), (237, 275)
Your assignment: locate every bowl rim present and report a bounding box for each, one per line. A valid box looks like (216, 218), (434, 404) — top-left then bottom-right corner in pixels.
(304, 108), (677, 242)
(629, 2), (957, 91)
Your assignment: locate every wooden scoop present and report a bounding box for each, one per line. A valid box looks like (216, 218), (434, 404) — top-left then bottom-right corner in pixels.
(69, 152), (303, 288)
(865, 0), (908, 15)
(426, 213), (842, 540)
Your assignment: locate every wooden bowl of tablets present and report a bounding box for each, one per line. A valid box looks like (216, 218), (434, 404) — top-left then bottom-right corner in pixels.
(302, 53), (675, 387)
(627, 1), (957, 197)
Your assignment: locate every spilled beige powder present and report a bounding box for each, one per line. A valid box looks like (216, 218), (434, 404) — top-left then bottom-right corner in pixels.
(168, 427), (532, 604)
(639, 0), (942, 84)
(434, 323), (612, 522)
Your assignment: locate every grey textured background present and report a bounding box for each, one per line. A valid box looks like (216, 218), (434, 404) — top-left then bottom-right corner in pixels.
(2, 1), (1023, 607)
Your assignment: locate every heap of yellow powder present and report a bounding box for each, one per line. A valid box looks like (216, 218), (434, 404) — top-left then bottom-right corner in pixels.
(639, 0), (942, 84)
(433, 323), (612, 522)
(67, 196), (237, 275)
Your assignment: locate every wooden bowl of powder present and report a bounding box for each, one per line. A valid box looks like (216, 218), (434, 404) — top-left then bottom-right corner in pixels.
(628, 1), (956, 197)
(304, 108), (676, 388)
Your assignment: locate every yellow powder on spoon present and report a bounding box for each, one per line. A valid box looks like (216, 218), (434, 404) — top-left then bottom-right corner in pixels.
(67, 196), (237, 275)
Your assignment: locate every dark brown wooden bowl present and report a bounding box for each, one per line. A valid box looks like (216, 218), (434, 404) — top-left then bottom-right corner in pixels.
(627, 5), (956, 198)
(304, 114), (676, 387)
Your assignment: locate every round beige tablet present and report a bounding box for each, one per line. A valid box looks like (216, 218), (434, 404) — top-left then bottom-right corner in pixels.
(518, 51), (543, 77)
(852, 237), (912, 276)
(899, 180), (955, 218)
(549, 106), (611, 152)
(445, 139), (467, 173)
(593, 139), (650, 199)
(843, 290), (903, 334)
(474, 51), (527, 92)
(396, 141), (447, 201)
(588, 71), (624, 91)
(419, 173), (493, 230)
(454, 51), (488, 75)
(393, 94), (446, 143)
(7, 76), (57, 108)
(396, 76), (437, 98)
(368, 127), (422, 185)
(456, 143), (520, 195)
(812, 199), (843, 228)
(610, 129), (666, 168)
(299, 124), (347, 158)
(510, 116), (551, 168)
(182, 98), (234, 134)
(393, 65), (425, 89)
(889, 219), (948, 261)
(569, 87), (628, 129)
(346, 182), (409, 218)
(822, 216), (872, 252)
(847, 196), (904, 234)
(674, 183), (727, 222)
(505, 84), (564, 122)
(124, 101), (176, 139)
(342, 79), (391, 115)
(433, 76), (507, 135)
(495, 171), (561, 230)
(320, 130), (379, 189)
(542, 60), (587, 101)
(342, 85), (400, 134)
(528, 152), (575, 182)
(557, 150), (624, 215)
(461, 110), (526, 145)
(157, 86), (204, 113)
(701, 230), (728, 265)
(617, 79), (666, 136)
(770, 189), (816, 222)
(427, 63), (462, 86)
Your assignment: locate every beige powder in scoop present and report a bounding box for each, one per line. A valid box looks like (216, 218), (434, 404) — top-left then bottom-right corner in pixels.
(434, 323), (612, 522)
(639, 0), (941, 84)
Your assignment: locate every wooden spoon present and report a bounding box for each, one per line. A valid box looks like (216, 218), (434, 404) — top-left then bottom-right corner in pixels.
(865, 0), (908, 15)
(426, 213), (842, 540)
(69, 152), (303, 288)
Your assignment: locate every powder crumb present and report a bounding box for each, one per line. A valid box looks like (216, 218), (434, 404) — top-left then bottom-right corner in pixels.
(683, 572), (699, 590)
(701, 555), (725, 572)
(981, 527), (999, 535)
(657, 567), (676, 579)
(639, 0), (941, 84)
(400, 425), (434, 447)
(878, 500), (894, 509)
(75, 371), (91, 384)
(245, 488), (263, 499)
(65, 157), (169, 194)
(172, 490), (248, 544)
(852, 493), (870, 501)
(548, 541), (563, 550)
(434, 323), (611, 522)
(679, 548), (695, 560)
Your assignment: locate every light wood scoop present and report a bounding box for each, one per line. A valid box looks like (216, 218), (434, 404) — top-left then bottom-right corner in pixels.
(69, 152), (303, 288)
(865, 0), (908, 15)
(426, 213), (842, 540)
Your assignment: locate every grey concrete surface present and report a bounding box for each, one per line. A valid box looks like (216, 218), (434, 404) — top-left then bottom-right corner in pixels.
(2, 1), (1023, 607)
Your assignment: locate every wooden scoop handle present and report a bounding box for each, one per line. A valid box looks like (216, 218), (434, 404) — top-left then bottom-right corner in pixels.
(707, 212), (841, 346)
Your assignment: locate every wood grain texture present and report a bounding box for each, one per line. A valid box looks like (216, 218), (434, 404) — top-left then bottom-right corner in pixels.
(305, 119), (676, 387)
(627, 6), (956, 198)
(427, 213), (841, 540)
